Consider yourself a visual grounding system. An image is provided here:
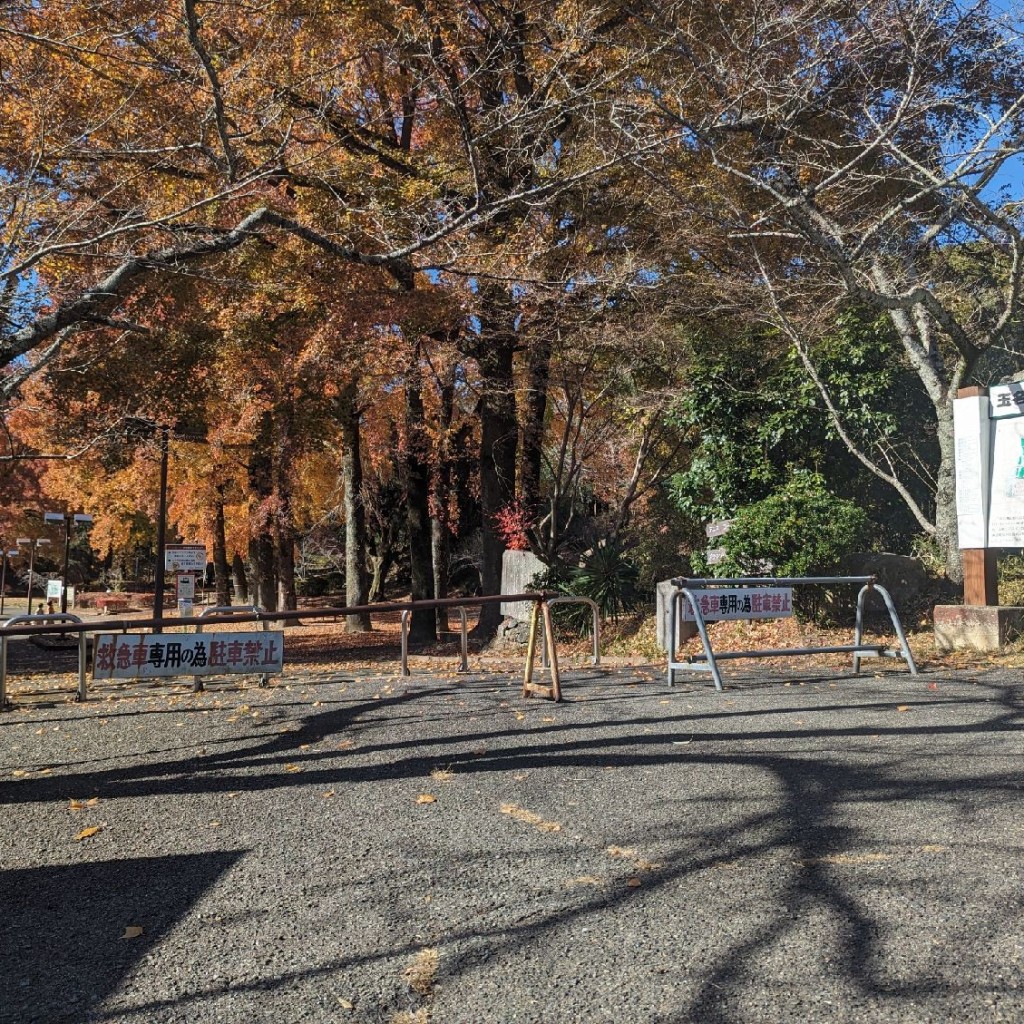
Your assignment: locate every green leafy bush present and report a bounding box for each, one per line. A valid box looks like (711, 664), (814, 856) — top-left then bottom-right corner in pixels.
(712, 472), (869, 579)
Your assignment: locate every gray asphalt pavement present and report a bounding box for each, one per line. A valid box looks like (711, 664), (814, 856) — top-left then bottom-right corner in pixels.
(1, 662), (1022, 1023)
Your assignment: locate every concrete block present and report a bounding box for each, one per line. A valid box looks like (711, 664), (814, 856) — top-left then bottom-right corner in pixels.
(933, 605), (1024, 652)
(500, 549), (546, 622)
(657, 580), (697, 652)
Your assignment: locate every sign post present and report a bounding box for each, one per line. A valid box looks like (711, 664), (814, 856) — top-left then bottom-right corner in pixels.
(164, 544), (206, 619)
(941, 384), (1024, 649)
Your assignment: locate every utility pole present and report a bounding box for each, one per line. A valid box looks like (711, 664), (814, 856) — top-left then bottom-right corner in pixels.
(153, 424), (170, 633)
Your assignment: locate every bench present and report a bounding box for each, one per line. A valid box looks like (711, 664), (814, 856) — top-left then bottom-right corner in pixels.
(95, 596), (132, 615)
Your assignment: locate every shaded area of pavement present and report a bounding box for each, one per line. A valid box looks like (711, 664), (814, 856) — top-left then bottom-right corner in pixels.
(1, 663), (1022, 1023)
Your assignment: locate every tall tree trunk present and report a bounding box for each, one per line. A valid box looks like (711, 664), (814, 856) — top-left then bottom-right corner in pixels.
(432, 517), (449, 633)
(471, 299), (518, 639)
(368, 553), (391, 604)
(432, 362), (455, 634)
(212, 484), (231, 606)
(248, 536), (277, 612)
(231, 552), (248, 603)
(277, 532), (298, 617)
(248, 410), (278, 612)
(520, 331), (552, 523)
(405, 347), (437, 643)
(338, 380), (371, 631)
(934, 399), (963, 584)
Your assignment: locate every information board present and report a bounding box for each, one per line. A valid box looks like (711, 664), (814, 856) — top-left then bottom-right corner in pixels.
(954, 387), (1024, 548)
(93, 631), (284, 679)
(165, 544), (207, 573)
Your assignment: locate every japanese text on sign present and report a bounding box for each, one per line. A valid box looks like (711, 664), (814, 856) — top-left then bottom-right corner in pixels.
(681, 588), (793, 622)
(92, 631), (284, 679)
(165, 544), (207, 573)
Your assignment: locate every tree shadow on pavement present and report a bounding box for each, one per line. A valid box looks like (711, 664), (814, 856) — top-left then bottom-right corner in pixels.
(0, 851), (243, 1024)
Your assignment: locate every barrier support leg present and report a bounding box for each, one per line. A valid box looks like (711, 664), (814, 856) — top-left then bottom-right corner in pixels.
(523, 601), (541, 697)
(683, 588), (724, 692)
(853, 586), (867, 675)
(259, 616), (270, 687)
(77, 631), (88, 702)
(540, 601), (562, 702)
(0, 635), (8, 709)
(457, 608), (469, 674)
(400, 609), (411, 677)
(193, 624), (205, 692)
(875, 583), (919, 676)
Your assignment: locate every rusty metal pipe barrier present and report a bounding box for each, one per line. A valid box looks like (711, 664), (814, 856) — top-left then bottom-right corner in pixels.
(0, 592), (554, 709)
(0, 614), (87, 708)
(399, 605), (489, 677)
(540, 596), (601, 670)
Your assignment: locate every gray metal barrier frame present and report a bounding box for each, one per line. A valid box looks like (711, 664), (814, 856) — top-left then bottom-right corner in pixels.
(0, 614), (87, 708)
(667, 575), (919, 691)
(194, 605), (271, 691)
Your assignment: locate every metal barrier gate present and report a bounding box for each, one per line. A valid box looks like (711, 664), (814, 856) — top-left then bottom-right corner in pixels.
(667, 575), (919, 691)
(0, 614), (87, 706)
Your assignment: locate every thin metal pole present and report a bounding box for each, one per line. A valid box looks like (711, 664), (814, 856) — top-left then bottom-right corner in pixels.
(853, 584), (868, 674)
(540, 601), (562, 701)
(27, 543), (36, 613)
(60, 516), (71, 614)
(681, 587), (723, 691)
(874, 583), (919, 676)
(153, 425), (169, 634)
(0, 634), (7, 708)
(400, 609), (411, 677)
(0, 550), (7, 617)
(522, 600), (541, 697)
(457, 607), (469, 673)
(77, 629), (87, 701)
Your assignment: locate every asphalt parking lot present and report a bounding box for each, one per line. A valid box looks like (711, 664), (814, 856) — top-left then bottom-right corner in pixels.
(2, 661), (1022, 1023)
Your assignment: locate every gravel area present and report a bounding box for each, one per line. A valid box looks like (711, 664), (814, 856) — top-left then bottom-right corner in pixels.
(2, 659), (1023, 1023)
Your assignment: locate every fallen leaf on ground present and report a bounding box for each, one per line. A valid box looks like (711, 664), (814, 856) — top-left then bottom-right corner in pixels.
(799, 852), (891, 866)
(626, 877), (643, 888)
(283, 764), (301, 773)
(896, 705), (911, 712)
(500, 803), (560, 832)
(403, 947), (439, 995)
(121, 926), (144, 939)
(323, 790), (336, 799)
(430, 768), (455, 782)
(416, 794), (437, 804)
(74, 826), (102, 841)
(566, 876), (604, 887)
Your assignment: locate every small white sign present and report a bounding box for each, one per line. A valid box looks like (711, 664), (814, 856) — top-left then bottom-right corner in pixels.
(93, 631), (284, 679)
(681, 587), (793, 621)
(165, 544), (207, 573)
(176, 574), (195, 618)
(46, 579), (63, 601)
(989, 383), (1024, 418)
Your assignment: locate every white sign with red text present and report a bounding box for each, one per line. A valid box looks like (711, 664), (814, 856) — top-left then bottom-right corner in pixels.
(681, 588), (793, 622)
(93, 631), (284, 679)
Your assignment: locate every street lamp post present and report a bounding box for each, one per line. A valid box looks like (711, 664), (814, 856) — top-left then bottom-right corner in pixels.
(43, 512), (94, 613)
(16, 537), (51, 611)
